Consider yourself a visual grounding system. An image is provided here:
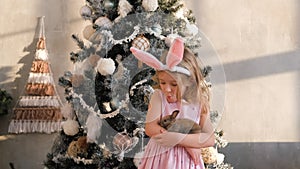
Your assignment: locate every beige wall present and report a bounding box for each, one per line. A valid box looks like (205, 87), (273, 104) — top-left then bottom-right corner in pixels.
(186, 0), (300, 142)
(0, 0), (86, 101)
(0, 0), (299, 145)
(0, 1), (85, 169)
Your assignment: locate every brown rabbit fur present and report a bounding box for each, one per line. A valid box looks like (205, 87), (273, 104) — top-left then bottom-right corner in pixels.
(159, 110), (201, 134)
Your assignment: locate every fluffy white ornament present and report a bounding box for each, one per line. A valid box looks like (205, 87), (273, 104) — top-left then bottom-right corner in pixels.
(142, 0), (158, 12)
(96, 58), (116, 76)
(62, 119), (79, 136)
(118, 0), (133, 18)
(35, 49), (48, 60)
(86, 112), (102, 143)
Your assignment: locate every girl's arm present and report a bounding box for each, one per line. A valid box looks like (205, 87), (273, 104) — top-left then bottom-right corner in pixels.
(153, 104), (215, 148)
(179, 108), (215, 148)
(144, 90), (166, 137)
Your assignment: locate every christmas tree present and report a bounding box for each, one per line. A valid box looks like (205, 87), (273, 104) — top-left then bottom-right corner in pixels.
(8, 16), (63, 134)
(44, 0), (232, 168)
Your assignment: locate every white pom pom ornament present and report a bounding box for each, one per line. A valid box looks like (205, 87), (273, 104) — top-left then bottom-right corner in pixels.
(96, 58), (116, 76)
(62, 119), (80, 136)
(142, 0), (158, 12)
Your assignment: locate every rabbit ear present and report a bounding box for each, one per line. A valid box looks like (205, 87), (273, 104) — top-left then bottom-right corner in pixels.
(166, 37), (184, 69)
(171, 110), (180, 119)
(130, 47), (164, 70)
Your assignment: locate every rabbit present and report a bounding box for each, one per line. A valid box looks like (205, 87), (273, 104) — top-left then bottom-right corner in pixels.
(159, 110), (201, 134)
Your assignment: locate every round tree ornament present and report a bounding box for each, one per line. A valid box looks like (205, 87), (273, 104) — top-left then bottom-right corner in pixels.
(67, 136), (88, 158)
(103, 0), (115, 10)
(88, 54), (101, 67)
(142, 0), (158, 12)
(62, 119), (80, 136)
(131, 35), (151, 67)
(80, 5), (92, 20)
(82, 25), (95, 40)
(131, 35), (150, 51)
(96, 58), (116, 76)
(94, 16), (113, 29)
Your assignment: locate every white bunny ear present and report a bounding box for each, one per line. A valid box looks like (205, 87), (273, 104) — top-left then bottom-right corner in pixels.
(166, 37), (184, 69)
(130, 47), (164, 70)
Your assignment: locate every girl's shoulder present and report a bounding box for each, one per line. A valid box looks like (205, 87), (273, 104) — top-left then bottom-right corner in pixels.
(153, 88), (162, 93)
(152, 89), (163, 97)
(149, 89), (163, 102)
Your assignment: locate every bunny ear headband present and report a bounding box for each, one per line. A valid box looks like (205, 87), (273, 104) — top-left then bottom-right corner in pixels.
(130, 37), (191, 76)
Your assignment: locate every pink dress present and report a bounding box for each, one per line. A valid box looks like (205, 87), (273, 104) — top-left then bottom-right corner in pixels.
(138, 90), (205, 169)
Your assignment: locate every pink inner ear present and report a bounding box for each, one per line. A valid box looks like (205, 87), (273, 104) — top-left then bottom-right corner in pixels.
(130, 47), (163, 70)
(166, 37), (184, 69)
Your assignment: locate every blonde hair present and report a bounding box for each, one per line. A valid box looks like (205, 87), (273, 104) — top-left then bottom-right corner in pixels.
(153, 48), (210, 114)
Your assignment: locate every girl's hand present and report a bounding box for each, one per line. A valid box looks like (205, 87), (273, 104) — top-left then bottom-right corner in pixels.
(153, 131), (185, 147)
(160, 128), (166, 133)
(185, 147), (202, 165)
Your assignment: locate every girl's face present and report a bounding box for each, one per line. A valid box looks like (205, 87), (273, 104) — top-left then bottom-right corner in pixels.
(157, 71), (179, 103)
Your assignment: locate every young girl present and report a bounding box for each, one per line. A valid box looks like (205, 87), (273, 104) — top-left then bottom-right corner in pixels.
(130, 37), (215, 169)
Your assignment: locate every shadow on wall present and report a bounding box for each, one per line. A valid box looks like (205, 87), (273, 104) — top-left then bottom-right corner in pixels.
(214, 50), (300, 84)
(0, 66), (15, 88)
(15, 17), (45, 94)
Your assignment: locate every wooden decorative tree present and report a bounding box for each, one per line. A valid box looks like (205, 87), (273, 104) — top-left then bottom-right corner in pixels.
(8, 16), (63, 134)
